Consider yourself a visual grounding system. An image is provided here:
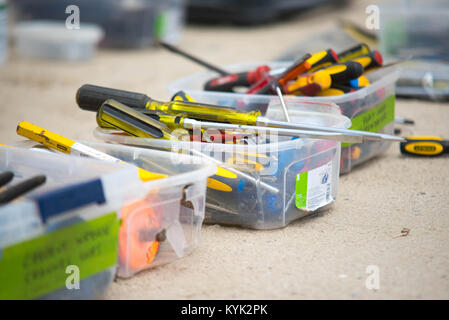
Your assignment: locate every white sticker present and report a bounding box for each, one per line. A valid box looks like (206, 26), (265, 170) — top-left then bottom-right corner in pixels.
(71, 142), (121, 163)
(295, 160), (333, 211)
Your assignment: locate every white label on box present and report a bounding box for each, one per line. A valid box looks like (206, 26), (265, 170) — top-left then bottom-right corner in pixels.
(295, 160), (333, 211)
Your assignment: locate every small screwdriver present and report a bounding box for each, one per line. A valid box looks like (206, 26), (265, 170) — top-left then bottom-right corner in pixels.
(77, 84), (404, 142)
(400, 136), (449, 156)
(16, 121), (167, 182)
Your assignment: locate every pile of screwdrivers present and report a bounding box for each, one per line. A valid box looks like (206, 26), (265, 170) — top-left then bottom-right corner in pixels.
(202, 43), (383, 97)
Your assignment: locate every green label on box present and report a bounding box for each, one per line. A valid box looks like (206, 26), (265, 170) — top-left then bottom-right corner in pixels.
(0, 212), (119, 300)
(155, 12), (167, 38)
(295, 171), (308, 209)
(342, 95), (395, 147)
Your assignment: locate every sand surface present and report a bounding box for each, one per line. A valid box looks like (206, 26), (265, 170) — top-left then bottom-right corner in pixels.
(0, 0), (448, 299)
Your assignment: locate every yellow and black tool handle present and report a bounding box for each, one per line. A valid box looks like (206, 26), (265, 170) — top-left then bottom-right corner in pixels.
(352, 50), (383, 71)
(337, 43), (371, 63)
(77, 84), (152, 112)
(318, 61), (364, 84)
(400, 136), (449, 156)
(305, 49), (339, 73)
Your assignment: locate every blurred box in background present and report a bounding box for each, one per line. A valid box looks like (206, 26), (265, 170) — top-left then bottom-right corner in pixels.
(12, 0), (185, 49)
(379, 0), (449, 61)
(187, 0), (345, 25)
(0, 0), (7, 66)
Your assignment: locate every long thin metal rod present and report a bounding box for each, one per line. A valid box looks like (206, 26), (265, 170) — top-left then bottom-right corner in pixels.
(159, 41), (230, 76)
(183, 119), (364, 143)
(256, 117), (405, 142)
(275, 86), (291, 122)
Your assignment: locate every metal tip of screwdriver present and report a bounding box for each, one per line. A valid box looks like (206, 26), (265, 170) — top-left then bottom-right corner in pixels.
(365, 134), (405, 142)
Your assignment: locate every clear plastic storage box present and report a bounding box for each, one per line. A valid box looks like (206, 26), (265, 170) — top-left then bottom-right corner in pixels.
(94, 101), (350, 229)
(13, 21), (104, 61)
(80, 142), (216, 277)
(379, 0), (449, 60)
(0, 146), (138, 299)
(0, 143), (215, 299)
(12, 0), (186, 48)
(168, 62), (399, 174)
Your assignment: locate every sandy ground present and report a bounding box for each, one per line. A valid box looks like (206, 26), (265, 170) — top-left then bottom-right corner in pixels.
(1, 0), (448, 299)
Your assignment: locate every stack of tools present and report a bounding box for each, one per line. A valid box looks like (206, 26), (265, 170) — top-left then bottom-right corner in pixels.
(202, 44), (384, 97)
(73, 83), (402, 229)
(164, 42), (400, 174)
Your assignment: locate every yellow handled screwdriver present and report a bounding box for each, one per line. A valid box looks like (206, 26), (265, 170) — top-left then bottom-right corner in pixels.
(16, 121), (167, 182)
(97, 99), (364, 143)
(96, 100), (280, 194)
(283, 70), (332, 95)
(400, 136), (449, 156)
(77, 84), (404, 143)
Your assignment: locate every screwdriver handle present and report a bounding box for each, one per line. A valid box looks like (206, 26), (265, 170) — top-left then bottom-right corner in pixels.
(0, 175), (46, 204)
(318, 61), (364, 84)
(77, 84), (151, 112)
(337, 43), (371, 63)
(0, 171), (14, 188)
(304, 49), (339, 74)
(400, 136), (449, 156)
(352, 50), (383, 71)
(284, 70), (332, 95)
(204, 65), (270, 92)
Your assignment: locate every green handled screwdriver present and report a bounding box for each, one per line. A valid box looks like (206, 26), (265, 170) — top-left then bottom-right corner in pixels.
(77, 84), (404, 143)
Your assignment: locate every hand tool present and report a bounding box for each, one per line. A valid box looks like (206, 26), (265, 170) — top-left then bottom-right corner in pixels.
(0, 171), (14, 188)
(0, 175), (46, 205)
(245, 54), (311, 95)
(96, 100), (279, 193)
(283, 70), (332, 95)
(351, 50), (383, 71)
(275, 86), (291, 122)
(204, 65), (271, 92)
(78, 84), (404, 143)
(248, 49), (338, 94)
(96, 99), (366, 143)
(16, 121), (167, 182)
(400, 136), (449, 156)
(159, 41), (229, 76)
(337, 43), (371, 63)
(349, 75), (370, 89)
(316, 85), (355, 96)
(315, 61), (364, 84)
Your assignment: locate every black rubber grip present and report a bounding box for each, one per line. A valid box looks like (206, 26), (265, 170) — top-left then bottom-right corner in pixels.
(308, 48), (339, 69)
(0, 175), (46, 204)
(76, 84), (151, 112)
(321, 61), (364, 84)
(0, 171), (14, 188)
